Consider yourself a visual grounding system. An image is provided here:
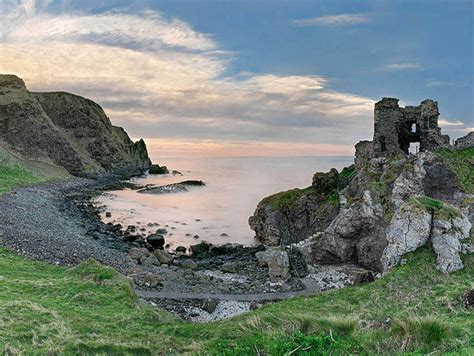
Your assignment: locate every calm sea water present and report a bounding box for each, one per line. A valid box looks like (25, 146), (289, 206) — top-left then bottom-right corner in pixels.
(95, 156), (353, 249)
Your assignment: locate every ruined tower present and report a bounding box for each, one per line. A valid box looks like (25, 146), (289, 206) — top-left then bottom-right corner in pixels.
(372, 98), (450, 157)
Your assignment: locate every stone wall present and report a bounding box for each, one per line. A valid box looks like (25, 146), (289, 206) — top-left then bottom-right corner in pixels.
(373, 98), (449, 158)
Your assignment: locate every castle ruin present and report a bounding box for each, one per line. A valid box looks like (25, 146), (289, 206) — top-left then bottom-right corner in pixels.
(372, 98), (450, 157)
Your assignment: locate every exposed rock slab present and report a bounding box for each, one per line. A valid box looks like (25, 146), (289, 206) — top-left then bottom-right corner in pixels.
(381, 203), (432, 271)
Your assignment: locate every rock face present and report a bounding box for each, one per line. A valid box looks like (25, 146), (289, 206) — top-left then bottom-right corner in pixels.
(0, 74), (151, 177)
(249, 169), (340, 246)
(382, 199), (471, 273)
(314, 151), (471, 273)
(310, 189), (387, 271)
(431, 214), (471, 272)
(381, 202), (432, 271)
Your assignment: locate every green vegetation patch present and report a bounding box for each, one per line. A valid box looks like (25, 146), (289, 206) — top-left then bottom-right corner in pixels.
(264, 187), (339, 211)
(263, 186), (314, 210)
(0, 164), (45, 195)
(0, 247), (472, 354)
(436, 147), (474, 194)
(409, 196), (461, 220)
(0, 147), (69, 195)
(339, 164), (355, 179)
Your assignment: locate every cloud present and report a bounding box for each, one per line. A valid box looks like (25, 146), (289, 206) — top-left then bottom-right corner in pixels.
(292, 13), (371, 27)
(439, 118), (465, 127)
(426, 80), (454, 88)
(0, 3), (379, 157)
(438, 118), (473, 140)
(142, 138), (355, 158)
(379, 62), (423, 71)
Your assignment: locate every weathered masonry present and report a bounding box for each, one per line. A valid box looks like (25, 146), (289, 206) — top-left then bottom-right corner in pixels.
(372, 98), (450, 157)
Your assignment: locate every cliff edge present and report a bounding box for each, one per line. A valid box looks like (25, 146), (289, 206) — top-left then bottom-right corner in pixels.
(0, 74), (151, 178)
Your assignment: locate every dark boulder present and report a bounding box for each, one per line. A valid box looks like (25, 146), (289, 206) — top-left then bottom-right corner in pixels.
(209, 243), (244, 256)
(462, 289), (474, 309)
(312, 168), (339, 195)
(422, 158), (459, 203)
(147, 234), (165, 248)
(201, 299), (219, 313)
(175, 246), (187, 253)
(149, 164), (168, 174)
(190, 241), (213, 257)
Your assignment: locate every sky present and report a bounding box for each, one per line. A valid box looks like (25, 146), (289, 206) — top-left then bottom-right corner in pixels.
(0, 0), (472, 158)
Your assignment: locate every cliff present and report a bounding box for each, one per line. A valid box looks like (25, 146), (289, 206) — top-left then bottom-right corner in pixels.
(0, 74), (151, 178)
(250, 97), (473, 274)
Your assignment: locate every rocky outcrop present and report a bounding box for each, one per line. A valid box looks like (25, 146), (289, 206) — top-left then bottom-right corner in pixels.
(310, 189), (387, 271)
(390, 154), (427, 210)
(382, 198), (471, 273)
(137, 180), (205, 195)
(249, 169), (340, 246)
(251, 97), (472, 275)
(381, 202), (432, 271)
(149, 164), (169, 174)
(0, 74), (152, 177)
(455, 132), (473, 150)
(255, 248), (290, 282)
(422, 156), (459, 203)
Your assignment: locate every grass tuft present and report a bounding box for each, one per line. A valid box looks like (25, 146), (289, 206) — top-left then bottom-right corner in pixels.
(409, 196), (461, 219)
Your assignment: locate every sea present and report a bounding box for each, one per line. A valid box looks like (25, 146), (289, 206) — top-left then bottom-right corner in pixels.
(94, 156), (353, 249)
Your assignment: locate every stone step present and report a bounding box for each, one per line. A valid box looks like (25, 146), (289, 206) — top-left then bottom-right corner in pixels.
(287, 248), (308, 278)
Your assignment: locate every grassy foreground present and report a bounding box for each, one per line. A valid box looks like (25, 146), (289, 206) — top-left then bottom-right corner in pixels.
(0, 247), (472, 354)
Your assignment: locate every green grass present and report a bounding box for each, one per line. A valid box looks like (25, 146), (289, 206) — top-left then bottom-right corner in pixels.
(410, 196), (462, 220)
(436, 147), (474, 194)
(0, 146), (69, 195)
(339, 164), (355, 179)
(0, 247), (472, 354)
(0, 164), (45, 195)
(263, 186), (315, 210)
(263, 186), (339, 211)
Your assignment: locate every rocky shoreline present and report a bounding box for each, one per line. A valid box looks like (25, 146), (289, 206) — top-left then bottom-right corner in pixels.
(0, 176), (368, 321)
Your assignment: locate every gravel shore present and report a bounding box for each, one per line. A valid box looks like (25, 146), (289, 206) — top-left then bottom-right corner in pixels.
(0, 178), (135, 272)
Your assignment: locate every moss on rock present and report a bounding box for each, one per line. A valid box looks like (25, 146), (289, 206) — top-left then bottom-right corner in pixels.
(409, 196), (461, 220)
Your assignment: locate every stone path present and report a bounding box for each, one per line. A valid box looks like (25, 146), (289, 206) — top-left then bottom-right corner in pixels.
(136, 277), (323, 302)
